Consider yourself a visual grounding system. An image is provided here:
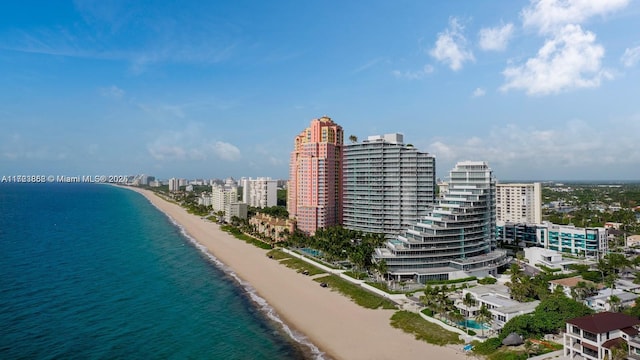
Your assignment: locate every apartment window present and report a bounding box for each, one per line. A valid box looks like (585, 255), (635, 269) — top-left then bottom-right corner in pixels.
(582, 347), (597, 358)
(582, 331), (597, 342)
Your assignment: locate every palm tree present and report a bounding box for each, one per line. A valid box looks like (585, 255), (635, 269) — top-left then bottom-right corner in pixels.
(376, 259), (388, 282)
(420, 285), (437, 309)
(475, 303), (492, 338)
(609, 295), (622, 312)
(348, 135), (358, 143)
(449, 310), (464, 328)
(462, 292), (475, 334)
(399, 280), (407, 291)
(281, 228), (290, 242)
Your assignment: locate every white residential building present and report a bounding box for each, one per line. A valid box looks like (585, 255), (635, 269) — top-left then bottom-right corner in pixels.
(211, 184), (238, 213)
(458, 284), (539, 329)
(168, 178), (180, 192)
(585, 289), (639, 312)
(564, 312), (640, 360)
(496, 182), (542, 224)
(374, 161), (508, 283)
(240, 177), (277, 208)
(343, 133), (436, 237)
(540, 222), (608, 258)
(523, 247), (578, 272)
(198, 193), (212, 206)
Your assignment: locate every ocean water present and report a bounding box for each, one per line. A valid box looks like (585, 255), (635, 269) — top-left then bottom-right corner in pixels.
(0, 183), (317, 359)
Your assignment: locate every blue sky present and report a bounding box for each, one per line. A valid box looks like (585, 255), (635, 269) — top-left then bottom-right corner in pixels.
(1, 1), (639, 181)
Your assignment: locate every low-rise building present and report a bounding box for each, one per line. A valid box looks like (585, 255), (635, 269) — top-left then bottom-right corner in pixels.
(226, 203), (247, 223)
(523, 247), (578, 273)
(615, 278), (640, 294)
(585, 289), (639, 312)
(627, 235), (640, 249)
(249, 213), (295, 242)
(457, 284), (539, 329)
(548, 276), (601, 298)
(564, 312), (640, 360)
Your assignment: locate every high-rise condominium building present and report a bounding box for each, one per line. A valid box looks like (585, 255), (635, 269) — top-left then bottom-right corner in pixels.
(211, 184), (238, 213)
(374, 161), (509, 283)
(343, 133), (436, 237)
(496, 182), (542, 224)
(288, 116), (343, 235)
(168, 178), (180, 192)
(240, 177), (277, 208)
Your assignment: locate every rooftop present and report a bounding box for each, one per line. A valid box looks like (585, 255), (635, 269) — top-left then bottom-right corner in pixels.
(549, 276), (598, 288)
(567, 312), (640, 334)
(494, 300), (540, 315)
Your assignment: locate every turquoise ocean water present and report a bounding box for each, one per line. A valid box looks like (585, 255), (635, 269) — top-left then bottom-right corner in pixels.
(0, 183), (320, 359)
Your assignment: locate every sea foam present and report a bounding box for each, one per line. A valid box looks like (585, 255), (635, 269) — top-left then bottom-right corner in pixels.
(151, 201), (327, 360)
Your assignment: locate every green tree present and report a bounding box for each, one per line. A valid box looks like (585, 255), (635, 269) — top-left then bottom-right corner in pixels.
(500, 294), (593, 340)
(375, 259), (388, 282)
(449, 310), (464, 327)
(571, 281), (597, 302)
(462, 292), (476, 334)
(475, 303), (492, 338)
(609, 295), (622, 312)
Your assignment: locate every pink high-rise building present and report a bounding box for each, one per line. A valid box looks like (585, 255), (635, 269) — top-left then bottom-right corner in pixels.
(288, 116), (343, 235)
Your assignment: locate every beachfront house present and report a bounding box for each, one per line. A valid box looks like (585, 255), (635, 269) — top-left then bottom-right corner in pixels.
(457, 284), (538, 329)
(249, 213), (295, 243)
(564, 312), (640, 360)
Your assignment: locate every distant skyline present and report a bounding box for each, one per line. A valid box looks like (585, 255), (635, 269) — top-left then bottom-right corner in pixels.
(1, 1), (639, 181)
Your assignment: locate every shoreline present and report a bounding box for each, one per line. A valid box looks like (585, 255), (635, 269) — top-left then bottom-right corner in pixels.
(124, 186), (467, 360)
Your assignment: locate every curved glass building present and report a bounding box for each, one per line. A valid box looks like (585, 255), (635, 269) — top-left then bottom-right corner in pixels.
(374, 161), (510, 283)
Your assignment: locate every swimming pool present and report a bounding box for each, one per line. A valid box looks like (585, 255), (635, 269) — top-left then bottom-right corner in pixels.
(300, 247), (323, 257)
(457, 319), (490, 330)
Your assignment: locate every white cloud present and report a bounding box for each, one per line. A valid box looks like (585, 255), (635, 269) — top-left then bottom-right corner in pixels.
(479, 23), (514, 51)
(521, 0), (630, 34)
(147, 144), (188, 161)
(211, 141), (241, 161)
(428, 116), (640, 178)
(500, 24), (611, 95)
(621, 46), (640, 67)
(392, 65), (434, 80)
(147, 124), (241, 162)
(472, 87), (486, 97)
(429, 18), (474, 71)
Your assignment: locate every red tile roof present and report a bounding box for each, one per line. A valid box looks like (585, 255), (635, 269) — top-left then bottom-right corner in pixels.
(581, 342), (598, 351)
(602, 337), (625, 349)
(567, 312), (640, 334)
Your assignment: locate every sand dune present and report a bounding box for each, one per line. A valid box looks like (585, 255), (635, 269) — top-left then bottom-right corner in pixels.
(127, 187), (467, 360)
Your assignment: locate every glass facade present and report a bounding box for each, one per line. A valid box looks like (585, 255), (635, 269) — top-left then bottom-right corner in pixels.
(496, 222), (607, 258)
(342, 134), (435, 237)
(374, 161), (509, 283)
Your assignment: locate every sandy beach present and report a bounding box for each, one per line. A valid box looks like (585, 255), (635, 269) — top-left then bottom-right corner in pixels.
(126, 187), (467, 360)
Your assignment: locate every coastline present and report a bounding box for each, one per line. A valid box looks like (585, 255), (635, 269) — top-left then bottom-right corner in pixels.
(125, 186), (467, 360)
